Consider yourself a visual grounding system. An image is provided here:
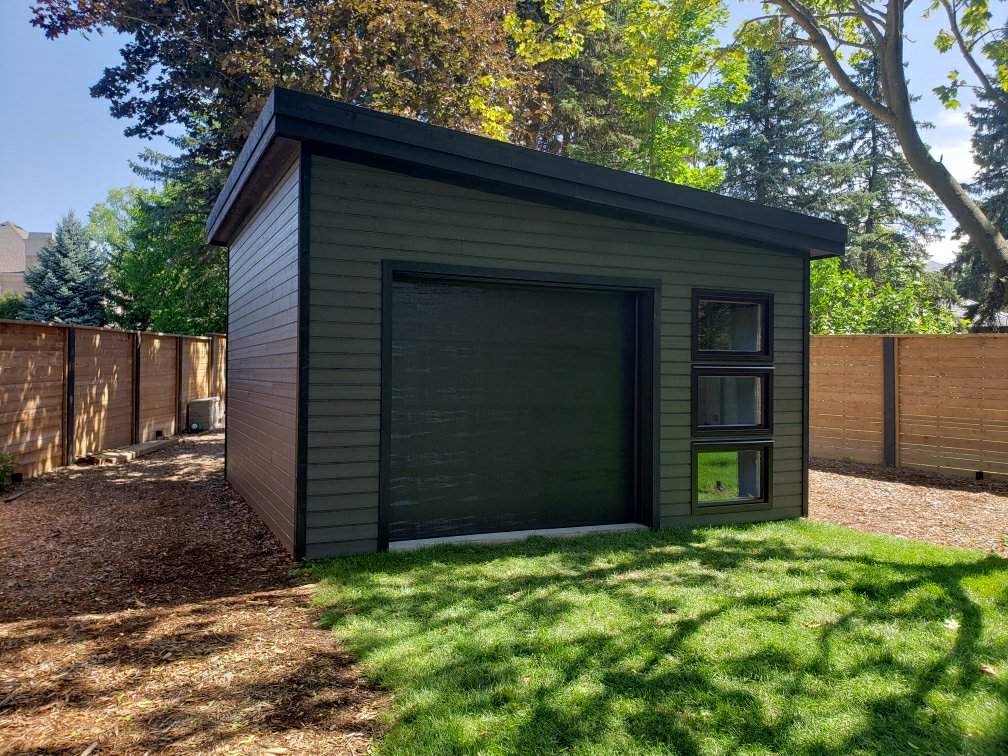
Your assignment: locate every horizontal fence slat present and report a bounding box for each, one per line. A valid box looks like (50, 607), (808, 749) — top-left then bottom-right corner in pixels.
(812, 334), (1008, 475)
(1, 321), (225, 478)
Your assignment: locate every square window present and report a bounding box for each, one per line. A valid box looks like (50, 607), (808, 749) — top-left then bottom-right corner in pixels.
(692, 291), (772, 360)
(693, 368), (772, 434)
(692, 442), (772, 512)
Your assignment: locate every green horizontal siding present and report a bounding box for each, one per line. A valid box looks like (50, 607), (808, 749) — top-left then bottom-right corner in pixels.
(306, 156), (808, 557)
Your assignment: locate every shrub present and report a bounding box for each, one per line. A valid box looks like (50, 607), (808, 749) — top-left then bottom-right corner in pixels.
(0, 291), (25, 320)
(0, 452), (14, 491)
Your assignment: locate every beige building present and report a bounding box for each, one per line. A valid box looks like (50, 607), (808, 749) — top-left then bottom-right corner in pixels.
(0, 221), (53, 294)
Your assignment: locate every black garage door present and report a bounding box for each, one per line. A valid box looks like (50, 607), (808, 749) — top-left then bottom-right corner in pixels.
(386, 272), (643, 542)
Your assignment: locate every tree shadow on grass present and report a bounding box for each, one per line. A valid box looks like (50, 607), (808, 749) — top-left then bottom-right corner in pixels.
(313, 523), (1008, 755)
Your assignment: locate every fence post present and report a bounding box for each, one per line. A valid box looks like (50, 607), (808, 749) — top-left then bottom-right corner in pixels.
(133, 332), (141, 444)
(64, 327), (76, 465)
(882, 336), (897, 467)
(176, 335), (184, 435)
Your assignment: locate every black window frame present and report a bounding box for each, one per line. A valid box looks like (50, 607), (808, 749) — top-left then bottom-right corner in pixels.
(691, 440), (773, 515)
(691, 289), (774, 362)
(691, 366), (774, 437)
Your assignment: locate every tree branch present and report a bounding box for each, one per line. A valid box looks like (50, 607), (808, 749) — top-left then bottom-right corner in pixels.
(939, 0), (1008, 115)
(768, 0), (895, 123)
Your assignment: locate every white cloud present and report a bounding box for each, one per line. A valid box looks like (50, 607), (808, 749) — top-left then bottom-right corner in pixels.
(926, 108), (978, 184)
(925, 231), (961, 265)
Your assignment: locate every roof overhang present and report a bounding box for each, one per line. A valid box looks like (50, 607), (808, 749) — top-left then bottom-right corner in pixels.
(208, 88), (846, 258)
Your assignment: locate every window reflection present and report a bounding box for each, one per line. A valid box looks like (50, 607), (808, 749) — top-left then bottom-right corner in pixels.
(696, 449), (763, 503)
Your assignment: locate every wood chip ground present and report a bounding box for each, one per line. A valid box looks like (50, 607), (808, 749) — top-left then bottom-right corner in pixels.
(0, 433), (386, 755)
(2, 436), (1005, 754)
(810, 458), (1008, 557)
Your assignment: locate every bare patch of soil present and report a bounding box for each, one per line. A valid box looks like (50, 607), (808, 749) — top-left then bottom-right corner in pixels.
(809, 457), (1008, 557)
(0, 433), (386, 755)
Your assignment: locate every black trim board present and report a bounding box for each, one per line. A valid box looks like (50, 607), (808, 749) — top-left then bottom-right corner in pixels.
(802, 256), (811, 517)
(883, 336), (897, 467)
(295, 148), (311, 560)
(208, 88), (846, 258)
(377, 260), (660, 551)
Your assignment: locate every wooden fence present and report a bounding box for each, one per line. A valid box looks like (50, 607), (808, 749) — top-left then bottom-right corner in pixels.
(811, 334), (1008, 479)
(1, 320), (226, 479)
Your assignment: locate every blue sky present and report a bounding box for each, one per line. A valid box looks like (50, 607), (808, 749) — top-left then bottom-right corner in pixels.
(0, 1), (1003, 262)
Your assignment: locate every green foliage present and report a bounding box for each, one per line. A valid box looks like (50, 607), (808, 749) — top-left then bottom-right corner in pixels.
(833, 53), (944, 287)
(89, 181), (227, 336)
(0, 291), (25, 320)
(0, 452), (14, 491)
(308, 522), (1008, 754)
(33, 0), (548, 168)
(22, 212), (106, 326)
(810, 259), (966, 334)
(713, 44), (839, 214)
(517, 0), (749, 188)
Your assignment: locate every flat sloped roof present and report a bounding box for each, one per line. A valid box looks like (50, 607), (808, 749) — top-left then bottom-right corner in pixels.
(208, 87), (846, 258)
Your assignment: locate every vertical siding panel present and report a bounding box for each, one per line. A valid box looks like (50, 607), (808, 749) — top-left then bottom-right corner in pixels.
(306, 157), (807, 558)
(138, 334), (178, 441)
(73, 329), (134, 457)
(0, 322), (66, 476)
(227, 158), (301, 555)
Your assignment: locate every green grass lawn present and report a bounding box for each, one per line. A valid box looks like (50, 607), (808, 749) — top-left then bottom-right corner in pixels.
(308, 521), (1008, 755)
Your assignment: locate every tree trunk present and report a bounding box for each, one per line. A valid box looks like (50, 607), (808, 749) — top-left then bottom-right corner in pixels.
(887, 103), (1008, 300)
(876, 3), (1008, 302)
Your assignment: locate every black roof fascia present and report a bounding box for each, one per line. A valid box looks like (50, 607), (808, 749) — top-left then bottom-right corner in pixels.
(208, 87), (846, 257)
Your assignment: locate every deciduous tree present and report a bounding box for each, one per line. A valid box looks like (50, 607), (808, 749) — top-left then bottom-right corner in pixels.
(739, 0), (1008, 304)
(810, 258), (964, 333)
(89, 181), (227, 335)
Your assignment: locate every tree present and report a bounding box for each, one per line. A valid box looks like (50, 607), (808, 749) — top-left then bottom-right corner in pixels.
(512, 0), (749, 188)
(31, 0), (549, 169)
(948, 91), (1008, 327)
(89, 183), (227, 335)
(833, 52), (943, 286)
(740, 0), (1008, 304)
(810, 258), (965, 333)
(713, 44), (839, 214)
(22, 212), (107, 326)
(0, 292), (24, 320)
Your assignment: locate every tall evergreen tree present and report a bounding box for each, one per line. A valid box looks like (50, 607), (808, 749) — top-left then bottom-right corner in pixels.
(948, 93), (1008, 328)
(713, 45), (839, 215)
(832, 54), (943, 287)
(22, 212), (107, 326)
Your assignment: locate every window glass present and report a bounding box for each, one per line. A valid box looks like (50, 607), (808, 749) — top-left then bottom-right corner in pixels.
(696, 448), (763, 503)
(696, 299), (764, 353)
(697, 374), (764, 429)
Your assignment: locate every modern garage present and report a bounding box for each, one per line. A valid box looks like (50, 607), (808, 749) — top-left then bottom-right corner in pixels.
(207, 87), (846, 559)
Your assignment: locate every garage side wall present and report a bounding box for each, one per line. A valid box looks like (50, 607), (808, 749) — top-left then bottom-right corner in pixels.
(227, 158), (301, 555)
(306, 155), (806, 558)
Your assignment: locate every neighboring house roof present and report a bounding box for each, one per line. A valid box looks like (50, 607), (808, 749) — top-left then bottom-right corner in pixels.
(0, 221), (28, 273)
(207, 88), (847, 257)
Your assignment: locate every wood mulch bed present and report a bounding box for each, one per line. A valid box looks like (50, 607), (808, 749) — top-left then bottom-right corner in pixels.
(809, 457), (1008, 558)
(0, 433), (386, 755)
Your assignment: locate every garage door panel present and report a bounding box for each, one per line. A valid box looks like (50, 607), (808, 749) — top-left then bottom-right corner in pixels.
(392, 279), (629, 344)
(388, 274), (641, 542)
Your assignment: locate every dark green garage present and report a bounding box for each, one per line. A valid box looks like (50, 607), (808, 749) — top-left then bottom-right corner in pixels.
(208, 88), (845, 559)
